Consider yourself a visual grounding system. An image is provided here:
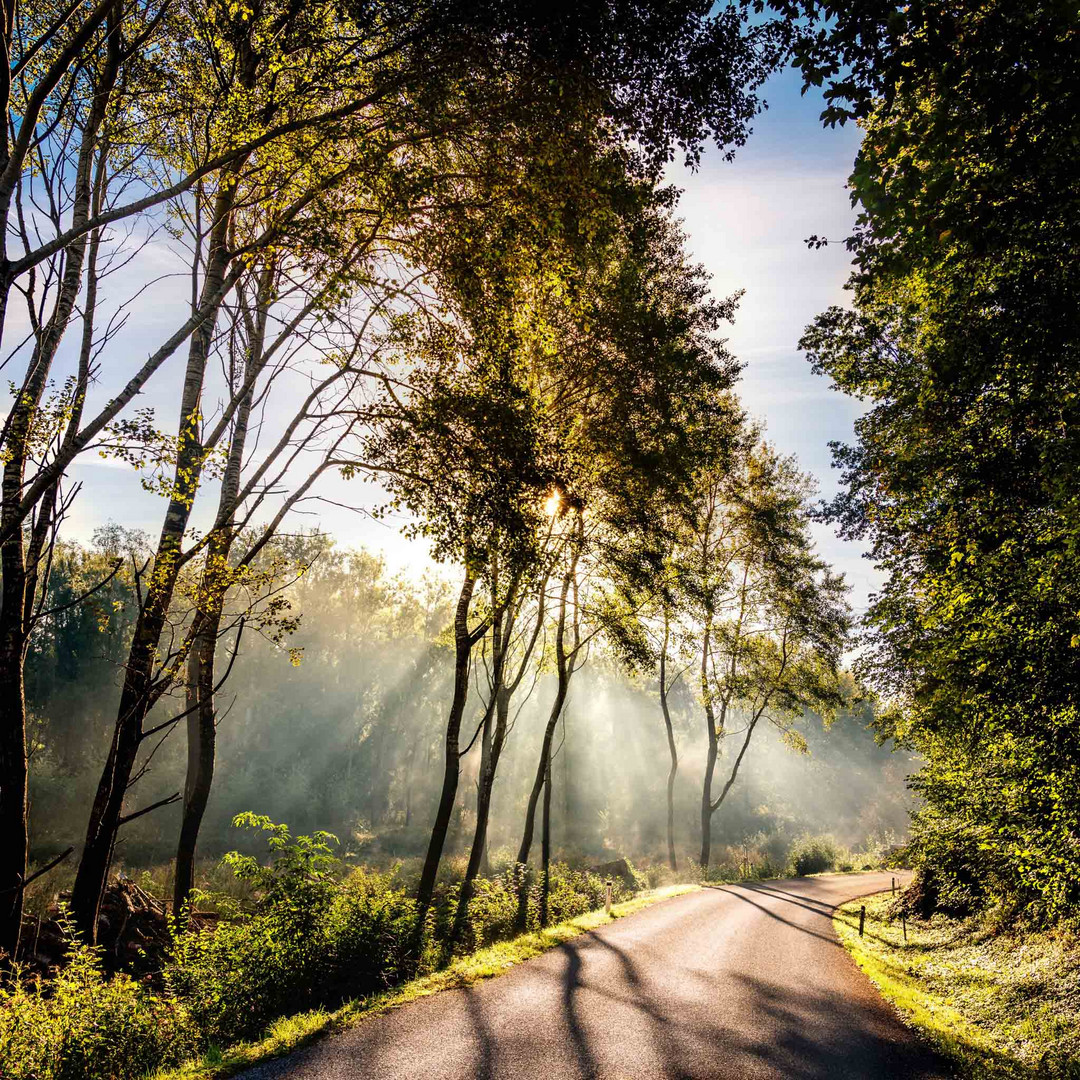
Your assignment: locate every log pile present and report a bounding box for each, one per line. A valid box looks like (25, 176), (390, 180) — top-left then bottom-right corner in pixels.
(19, 876), (217, 978)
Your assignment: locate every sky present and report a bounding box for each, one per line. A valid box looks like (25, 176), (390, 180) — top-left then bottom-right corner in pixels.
(672, 67), (878, 614)
(61, 65), (879, 613)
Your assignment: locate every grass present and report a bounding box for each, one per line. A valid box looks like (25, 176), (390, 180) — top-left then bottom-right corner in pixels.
(835, 892), (1080, 1079)
(152, 884), (699, 1080)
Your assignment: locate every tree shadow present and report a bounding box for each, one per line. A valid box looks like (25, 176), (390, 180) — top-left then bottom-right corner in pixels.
(542, 923), (951, 1079)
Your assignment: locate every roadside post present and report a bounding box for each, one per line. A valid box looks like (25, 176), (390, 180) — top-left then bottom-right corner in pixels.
(605, 880), (613, 915)
(859, 905), (866, 937)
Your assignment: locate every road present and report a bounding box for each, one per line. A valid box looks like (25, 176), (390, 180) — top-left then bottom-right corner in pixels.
(243, 871), (951, 1080)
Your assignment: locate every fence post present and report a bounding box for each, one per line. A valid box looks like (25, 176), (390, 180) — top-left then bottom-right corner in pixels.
(902, 915), (907, 943)
(859, 905), (866, 937)
(605, 879), (613, 915)
(892, 877), (896, 895)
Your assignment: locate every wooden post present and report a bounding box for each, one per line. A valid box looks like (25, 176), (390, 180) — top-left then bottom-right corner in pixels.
(859, 905), (866, 937)
(605, 880), (613, 915)
(891, 877), (896, 895)
(901, 915), (907, 943)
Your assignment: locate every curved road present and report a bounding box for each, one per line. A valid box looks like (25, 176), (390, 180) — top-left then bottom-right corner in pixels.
(244, 872), (950, 1080)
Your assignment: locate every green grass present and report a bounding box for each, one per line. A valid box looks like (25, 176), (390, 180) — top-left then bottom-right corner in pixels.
(152, 884), (698, 1080)
(835, 892), (1080, 1079)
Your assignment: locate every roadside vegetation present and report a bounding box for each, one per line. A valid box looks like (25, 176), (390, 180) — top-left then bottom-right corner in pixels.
(150, 884), (699, 1080)
(1, 818), (887, 1080)
(836, 893), (1080, 1079)
(1, 817), (654, 1080)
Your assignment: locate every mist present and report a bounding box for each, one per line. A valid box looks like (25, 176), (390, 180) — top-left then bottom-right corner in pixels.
(28, 533), (911, 883)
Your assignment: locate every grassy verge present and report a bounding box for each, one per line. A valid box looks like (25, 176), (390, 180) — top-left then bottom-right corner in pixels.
(154, 884), (698, 1080)
(835, 892), (1080, 1079)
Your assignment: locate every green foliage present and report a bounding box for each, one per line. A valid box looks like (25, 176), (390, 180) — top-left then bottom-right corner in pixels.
(541, 864), (635, 923)
(0, 916), (196, 1080)
(439, 863), (635, 954)
(787, 834), (838, 876)
(792, 0), (1080, 920)
(167, 817), (420, 1044)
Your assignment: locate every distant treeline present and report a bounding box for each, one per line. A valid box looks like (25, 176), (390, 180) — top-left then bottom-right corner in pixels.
(27, 532), (910, 876)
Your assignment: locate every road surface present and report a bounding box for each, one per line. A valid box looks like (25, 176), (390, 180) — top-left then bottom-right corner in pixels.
(242, 871), (951, 1079)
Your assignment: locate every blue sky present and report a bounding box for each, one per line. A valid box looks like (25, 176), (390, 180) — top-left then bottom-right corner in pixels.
(671, 66), (877, 613)
(64, 65), (878, 612)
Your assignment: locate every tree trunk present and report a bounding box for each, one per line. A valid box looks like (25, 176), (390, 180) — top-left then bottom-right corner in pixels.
(699, 617), (717, 871)
(659, 615), (678, 872)
(173, 263), (269, 922)
(415, 569), (476, 917)
(71, 176), (239, 942)
(540, 735), (553, 927)
(517, 682), (567, 870)
(0, 639), (28, 959)
(450, 572), (519, 942)
(451, 685), (508, 941)
(404, 738), (417, 828)
(173, 619), (217, 919)
(516, 552), (577, 931)
(0, 38), (120, 953)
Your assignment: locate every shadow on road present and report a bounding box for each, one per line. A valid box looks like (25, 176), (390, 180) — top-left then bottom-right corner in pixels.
(711, 882), (900, 950)
(532, 908), (947, 1080)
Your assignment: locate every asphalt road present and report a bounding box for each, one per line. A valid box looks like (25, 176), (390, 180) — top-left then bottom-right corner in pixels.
(243, 871), (951, 1080)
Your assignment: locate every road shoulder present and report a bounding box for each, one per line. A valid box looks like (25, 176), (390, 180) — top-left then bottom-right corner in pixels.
(835, 891), (1080, 1079)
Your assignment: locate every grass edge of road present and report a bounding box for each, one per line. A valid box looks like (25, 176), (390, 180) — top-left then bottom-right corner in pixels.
(834, 892), (1080, 1079)
(152, 883), (700, 1080)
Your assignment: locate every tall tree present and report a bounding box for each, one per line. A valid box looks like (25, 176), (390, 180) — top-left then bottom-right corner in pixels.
(789, 0), (1080, 917)
(675, 442), (848, 869)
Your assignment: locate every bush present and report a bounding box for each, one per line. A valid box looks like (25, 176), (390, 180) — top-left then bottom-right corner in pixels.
(543, 864), (632, 924)
(441, 862), (636, 954)
(788, 835), (839, 877)
(900, 810), (1009, 918)
(0, 923), (196, 1080)
(5, 817), (646, 1079)
(166, 815), (420, 1044)
(448, 870), (522, 953)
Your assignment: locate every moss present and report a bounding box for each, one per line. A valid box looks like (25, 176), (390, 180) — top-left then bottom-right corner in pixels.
(153, 884), (698, 1080)
(835, 892), (1080, 1079)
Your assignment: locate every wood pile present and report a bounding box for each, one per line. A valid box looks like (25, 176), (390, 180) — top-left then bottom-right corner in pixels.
(19, 876), (218, 979)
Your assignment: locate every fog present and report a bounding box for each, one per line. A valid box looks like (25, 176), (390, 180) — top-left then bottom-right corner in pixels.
(28, 534), (912, 880)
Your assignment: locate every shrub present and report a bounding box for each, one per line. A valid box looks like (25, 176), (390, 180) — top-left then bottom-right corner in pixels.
(0, 923), (195, 1080)
(166, 815), (420, 1044)
(788, 835), (839, 877)
(543, 864), (633, 924)
(329, 869), (421, 995)
(451, 871), (521, 953)
(900, 810), (1009, 917)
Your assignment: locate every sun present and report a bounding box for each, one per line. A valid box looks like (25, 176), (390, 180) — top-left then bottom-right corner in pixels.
(543, 489), (562, 517)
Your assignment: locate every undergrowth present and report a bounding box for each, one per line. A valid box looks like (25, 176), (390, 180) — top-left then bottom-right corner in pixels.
(0, 816), (657, 1080)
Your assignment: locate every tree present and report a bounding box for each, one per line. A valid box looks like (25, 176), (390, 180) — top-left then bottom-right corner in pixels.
(673, 440), (848, 869)
(790, 0), (1080, 917)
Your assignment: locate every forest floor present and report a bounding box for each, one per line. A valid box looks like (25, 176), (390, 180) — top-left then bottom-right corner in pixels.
(835, 893), (1080, 1079)
(152, 884), (699, 1080)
